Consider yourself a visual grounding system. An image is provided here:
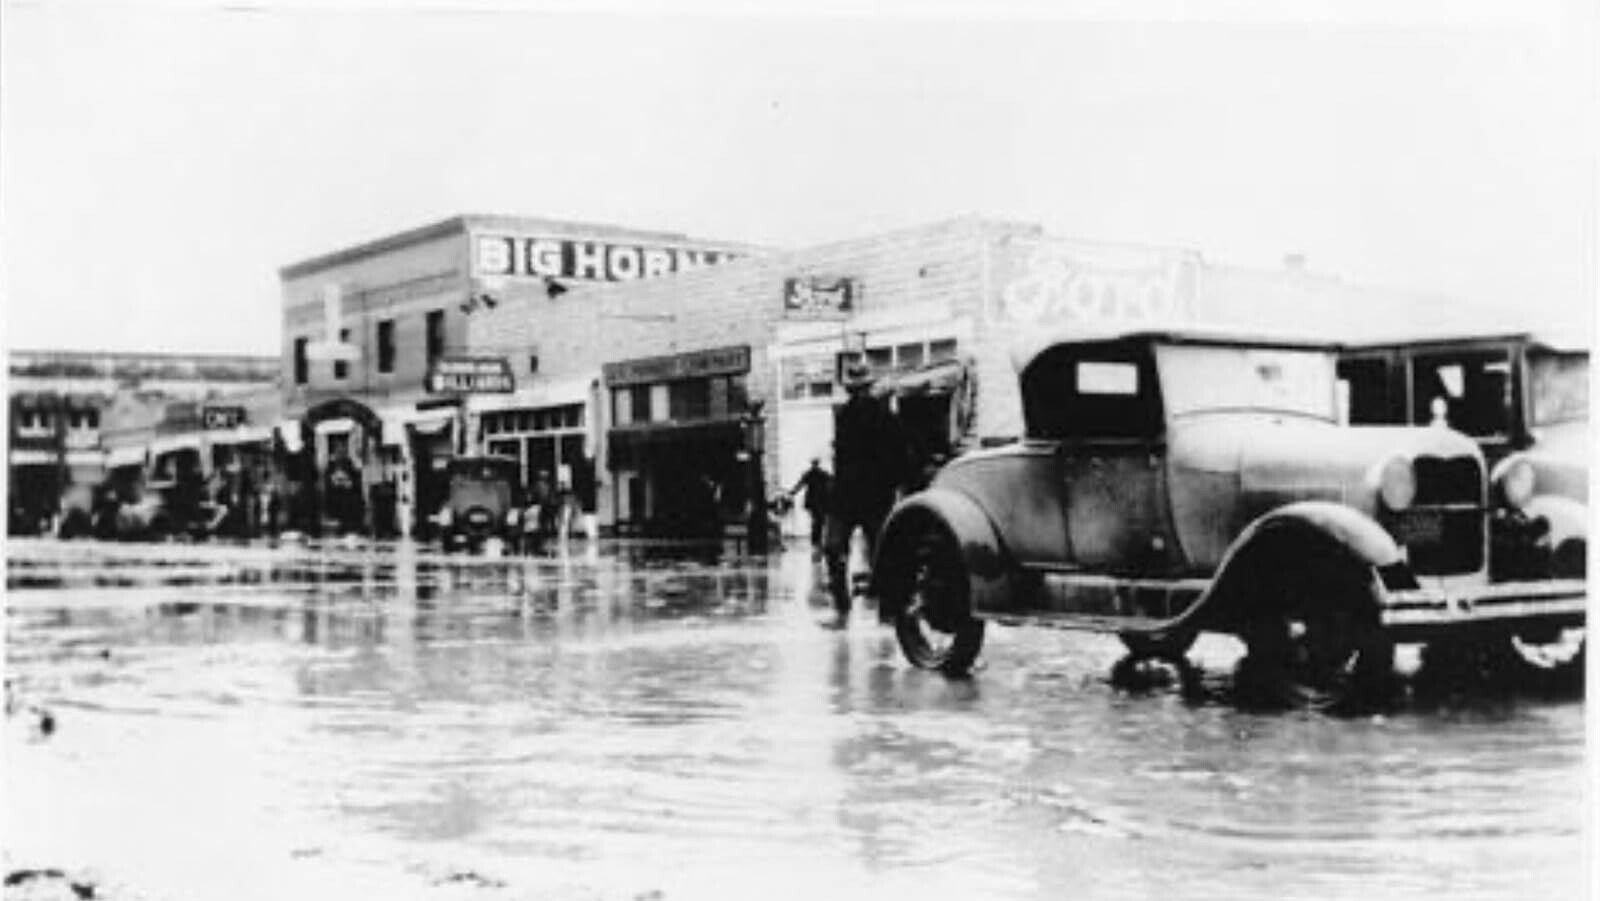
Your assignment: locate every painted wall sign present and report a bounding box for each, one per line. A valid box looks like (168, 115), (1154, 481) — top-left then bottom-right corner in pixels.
(201, 406), (247, 430)
(992, 238), (1199, 327)
(603, 345), (751, 387)
(426, 356), (515, 394)
(473, 234), (739, 283)
(783, 277), (857, 319)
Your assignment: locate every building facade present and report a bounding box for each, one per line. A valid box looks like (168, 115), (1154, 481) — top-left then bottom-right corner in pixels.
(277, 213), (756, 535)
(7, 349), (278, 535)
(466, 216), (1488, 538)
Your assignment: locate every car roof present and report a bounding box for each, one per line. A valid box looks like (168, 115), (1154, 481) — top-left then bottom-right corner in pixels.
(1010, 322), (1339, 373)
(1340, 328), (1592, 356)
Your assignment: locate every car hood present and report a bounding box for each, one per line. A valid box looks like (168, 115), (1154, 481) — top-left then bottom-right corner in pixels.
(1172, 415), (1482, 510)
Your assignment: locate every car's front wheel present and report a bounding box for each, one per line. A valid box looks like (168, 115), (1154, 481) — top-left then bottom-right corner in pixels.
(891, 524), (985, 677)
(1235, 558), (1394, 712)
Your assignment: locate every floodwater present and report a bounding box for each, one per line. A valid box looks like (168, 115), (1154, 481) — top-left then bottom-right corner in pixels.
(4, 538), (1590, 901)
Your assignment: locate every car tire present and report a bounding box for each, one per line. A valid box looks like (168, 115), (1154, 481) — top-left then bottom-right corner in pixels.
(1235, 558), (1394, 712)
(891, 523), (985, 677)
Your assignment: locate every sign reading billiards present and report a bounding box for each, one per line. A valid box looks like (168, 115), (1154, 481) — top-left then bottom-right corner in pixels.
(426, 356), (515, 394)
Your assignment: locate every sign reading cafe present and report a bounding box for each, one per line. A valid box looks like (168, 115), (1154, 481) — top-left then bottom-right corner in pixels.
(473, 233), (739, 283)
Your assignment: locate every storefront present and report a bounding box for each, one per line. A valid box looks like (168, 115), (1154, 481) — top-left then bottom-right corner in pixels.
(470, 373), (600, 499)
(602, 345), (758, 537)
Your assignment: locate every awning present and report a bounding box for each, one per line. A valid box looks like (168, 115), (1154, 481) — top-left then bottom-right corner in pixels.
(314, 417), (355, 436)
(106, 445), (147, 468)
(149, 434), (202, 456)
(878, 359), (968, 397)
(206, 425), (274, 446)
(277, 421), (303, 453)
(65, 449), (105, 468)
(378, 406), (458, 445)
(467, 374), (597, 414)
(9, 449), (56, 466)
(608, 420), (741, 459)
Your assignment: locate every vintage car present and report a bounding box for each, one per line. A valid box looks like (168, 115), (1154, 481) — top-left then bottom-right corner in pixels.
(1338, 331), (1588, 581)
(871, 327), (1587, 704)
(435, 455), (522, 552)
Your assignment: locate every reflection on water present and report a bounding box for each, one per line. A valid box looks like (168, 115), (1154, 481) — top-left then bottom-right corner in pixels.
(4, 538), (1589, 901)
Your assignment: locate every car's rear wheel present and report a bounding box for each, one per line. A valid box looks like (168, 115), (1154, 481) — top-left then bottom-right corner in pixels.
(892, 524), (985, 677)
(1236, 559), (1394, 712)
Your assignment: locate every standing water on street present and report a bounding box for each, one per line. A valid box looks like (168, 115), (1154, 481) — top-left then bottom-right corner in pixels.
(4, 538), (1587, 901)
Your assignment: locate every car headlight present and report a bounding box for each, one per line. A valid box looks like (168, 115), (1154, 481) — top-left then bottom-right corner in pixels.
(1377, 455), (1416, 511)
(1494, 456), (1537, 511)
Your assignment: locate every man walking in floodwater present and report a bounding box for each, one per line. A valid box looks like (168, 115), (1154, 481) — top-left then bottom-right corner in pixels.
(823, 360), (908, 628)
(789, 458), (832, 555)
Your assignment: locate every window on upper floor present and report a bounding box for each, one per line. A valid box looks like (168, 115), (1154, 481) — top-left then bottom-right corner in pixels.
(293, 337), (309, 386)
(377, 319), (396, 374)
(334, 328), (351, 380)
(426, 310), (446, 364)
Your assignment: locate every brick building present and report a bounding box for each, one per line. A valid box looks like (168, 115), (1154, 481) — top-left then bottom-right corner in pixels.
(278, 214), (756, 535)
(7, 349), (277, 535)
(466, 215), (1486, 538)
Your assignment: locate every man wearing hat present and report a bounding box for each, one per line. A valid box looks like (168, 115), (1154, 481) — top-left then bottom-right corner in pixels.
(823, 359), (910, 628)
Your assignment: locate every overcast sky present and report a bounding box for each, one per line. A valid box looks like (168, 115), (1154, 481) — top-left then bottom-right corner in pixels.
(2, 0), (1594, 355)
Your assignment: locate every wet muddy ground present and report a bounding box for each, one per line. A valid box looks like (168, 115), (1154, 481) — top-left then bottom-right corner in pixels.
(4, 538), (1590, 900)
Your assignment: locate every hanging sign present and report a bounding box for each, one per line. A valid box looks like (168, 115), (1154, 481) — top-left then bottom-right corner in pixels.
(783, 277), (856, 319)
(201, 406), (247, 430)
(426, 356), (515, 394)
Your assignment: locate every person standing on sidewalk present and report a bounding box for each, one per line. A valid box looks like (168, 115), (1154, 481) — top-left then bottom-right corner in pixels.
(823, 360), (909, 628)
(788, 458), (833, 556)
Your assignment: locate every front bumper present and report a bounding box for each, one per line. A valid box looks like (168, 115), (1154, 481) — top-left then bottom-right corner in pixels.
(1381, 578), (1587, 641)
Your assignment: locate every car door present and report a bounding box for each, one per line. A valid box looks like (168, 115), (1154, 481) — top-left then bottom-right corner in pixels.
(1039, 342), (1173, 572)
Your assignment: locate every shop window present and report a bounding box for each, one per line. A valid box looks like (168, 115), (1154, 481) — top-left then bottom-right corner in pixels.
(632, 385), (653, 423)
(86, 409), (99, 428)
(426, 309), (445, 363)
(377, 319), (395, 374)
(293, 337), (309, 385)
(897, 343), (925, 369)
(615, 389), (634, 425)
(670, 379), (711, 421)
(866, 347), (893, 372)
(930, 339), (959, 363)
(517, 411), (534, 431)
(649, 384), (670, 423)
(334, 328), (351, 380)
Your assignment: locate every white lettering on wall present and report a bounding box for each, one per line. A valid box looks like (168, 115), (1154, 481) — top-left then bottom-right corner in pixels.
(528, 239), (564, 277)
(572, 242), (606, 280)
(642, 249), (673, 277)
(471, 234), (739, 282)
(996, 242), (1198, 326)
(608, 246), (642, 280)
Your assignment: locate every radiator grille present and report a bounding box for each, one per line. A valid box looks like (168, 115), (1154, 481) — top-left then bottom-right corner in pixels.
(1387, 455), (1484, 575)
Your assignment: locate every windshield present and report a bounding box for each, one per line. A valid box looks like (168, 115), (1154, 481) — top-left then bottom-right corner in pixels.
(1529, 352), (1589, 427)
(1157, 345), (1337, 421)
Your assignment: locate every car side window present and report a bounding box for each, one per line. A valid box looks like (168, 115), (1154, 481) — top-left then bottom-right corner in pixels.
(1022, 343), (1162, 441)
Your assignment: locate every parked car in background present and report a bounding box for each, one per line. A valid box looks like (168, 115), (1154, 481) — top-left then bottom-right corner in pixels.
(1338, 331), (1588, 580)
(436, 455), (522, 553)
(871, 327), (1586, 705)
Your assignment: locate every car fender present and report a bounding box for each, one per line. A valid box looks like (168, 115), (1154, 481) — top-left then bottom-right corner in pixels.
(1524, 495), (1587, 548)
(871, 488), (1013, 620)
(1184, 500), (1405, 632)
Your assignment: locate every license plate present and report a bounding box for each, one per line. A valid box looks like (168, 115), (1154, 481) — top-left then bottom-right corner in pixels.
(1392, 512), (1443, 545)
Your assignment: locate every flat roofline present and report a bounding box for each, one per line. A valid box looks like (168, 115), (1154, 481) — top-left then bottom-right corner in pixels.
(10, 349), (278, 366)
(279, 213), (764, 280)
